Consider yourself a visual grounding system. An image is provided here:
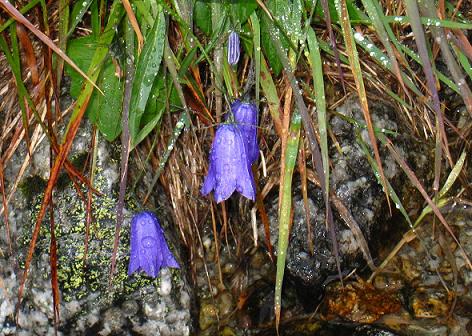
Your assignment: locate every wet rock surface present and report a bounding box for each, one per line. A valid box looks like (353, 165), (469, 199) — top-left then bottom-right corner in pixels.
(0, 123), (194, 335)
(254, 322), (401, 336)
(266, 98), (421, 306)
(369, 206), (472, 336)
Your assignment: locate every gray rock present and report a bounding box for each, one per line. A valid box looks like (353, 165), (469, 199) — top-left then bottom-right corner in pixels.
(265, 98), (416, 308)
(0, 123), (193, 335)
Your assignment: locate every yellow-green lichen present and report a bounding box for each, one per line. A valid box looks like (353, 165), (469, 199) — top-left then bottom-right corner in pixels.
(18, 151), (182, 309)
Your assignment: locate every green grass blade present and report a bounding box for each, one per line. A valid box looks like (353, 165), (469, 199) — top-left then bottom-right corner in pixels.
(384, 15), (472, 30)
(142, 35), (191, 201)
(360, 0), (410, 99)
(250, 12), (261, 105)
(420, 0), (472, 116)
(356, 133), (413, 227)
(306, 27), (329, 210)
(260, 55), (281, 127)
(68, 0), (92, 37)
(438, 150), (467, 200)
(353, 32), (420, 92)
(171, 0), (194, 28)
(129, 6), (165, 145)
(318, 0), (346, 90)
(453, 45), (472, 80)
(275, 111), (301, 329)
(0, 0), (41, 33)
(382, 138), (471, 268)
(268, 12), (341, 328)
(334, 0), (391, 209)
(0, 31), (30, 146)
(57, 0), (69, 87)
(110, 14), (135, 282)
(404, 0), (450, 188)
(413, 149), (467, 227)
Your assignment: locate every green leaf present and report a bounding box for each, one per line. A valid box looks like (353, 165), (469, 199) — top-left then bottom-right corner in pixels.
(306, 27), (329, 209)
(194, 0), (211, 35)
(63, 0), (124, 138)
(230, 0), (258, 25)
(259, 0), (290, 75)
(275, 111), (302, 328)
(250, 12), (261, 104)
(313, 0), (366, 23)
(66, 34), (124, 141)
(134, 74), (180, 145)
(65, 35), (97, 98)
(129, 7), (166, 145)
(94, 60), (124, 141)
(384, 15), (472, 30)
(68, 0), (93, 36)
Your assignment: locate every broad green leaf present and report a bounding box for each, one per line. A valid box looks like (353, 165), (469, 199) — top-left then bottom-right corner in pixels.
(172, 0), (194, 28)
(135, 0), (155, 29)
(94, 60), (124, 141)
(129, 7), (166, 145)
(194, 1), (211, 35)
(230, 0), (258, 25)
(66, 35), (97, 98)
(66, 34), (124, 141)
(64, 0), (124, 138)
(134, 74), (181, 145)
(259, 0), (290, 75)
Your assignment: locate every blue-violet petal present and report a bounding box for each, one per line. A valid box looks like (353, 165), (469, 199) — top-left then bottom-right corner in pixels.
(128, 211), (179, 278)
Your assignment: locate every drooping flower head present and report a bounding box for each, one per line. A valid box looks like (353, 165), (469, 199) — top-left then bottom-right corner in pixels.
(201, 124), (256, 203)
(227, 31), (240, 65)
(230, 100), (259, 164)
(128, 211), (179, 278)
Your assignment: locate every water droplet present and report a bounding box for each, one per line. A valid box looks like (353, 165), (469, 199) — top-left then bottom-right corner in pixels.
(354, 32), (364, 41)
(141, 236), (157, 248)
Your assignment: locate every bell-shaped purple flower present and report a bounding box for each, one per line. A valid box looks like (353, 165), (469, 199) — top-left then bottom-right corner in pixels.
(201, 124), (256, 203)
(227, 31), (240, 65)
(128, 211), (179, 278)
(231, 100), (259, 164)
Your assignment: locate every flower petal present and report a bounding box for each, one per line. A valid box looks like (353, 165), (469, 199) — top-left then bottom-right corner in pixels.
(232, 100), (259, 164)
(201, 152), (216, 196)
(201, 124), (256, 203)
(227, 31), (240, 65)
(128, 212), (179, 278)
(211, 125), (238, 202)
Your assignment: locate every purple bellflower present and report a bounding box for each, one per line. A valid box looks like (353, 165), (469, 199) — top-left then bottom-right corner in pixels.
(227, 31), (240, 65)
(201, 124), (256, 203)
(231, 100), (259, 164)
(128, 211), (179, 278)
